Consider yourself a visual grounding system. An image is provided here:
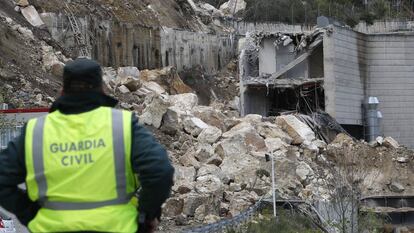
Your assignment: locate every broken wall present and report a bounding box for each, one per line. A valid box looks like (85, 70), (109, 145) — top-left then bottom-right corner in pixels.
(258, 38), (310, 79)
(366, 33), (414, 147)
(323, 26), (367, 126)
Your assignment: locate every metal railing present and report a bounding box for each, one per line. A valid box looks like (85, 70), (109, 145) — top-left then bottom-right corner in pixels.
(0, 126), (22, 150)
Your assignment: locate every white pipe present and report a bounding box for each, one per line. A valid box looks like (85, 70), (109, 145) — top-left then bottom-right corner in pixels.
(271, 153), (277, 218)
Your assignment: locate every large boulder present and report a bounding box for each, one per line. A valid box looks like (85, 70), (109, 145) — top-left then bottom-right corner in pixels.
(140, 66), (193, 94)
(182, 194), (220, 217)
(183, 117), (209, 137)
(194, 144), (215, 163)
(197, 164), (221, 178)
(182, 194), (207, 216)
(21, 5), (45, 27)
(163, 197), (184, 217)
(139, 94), (170, 128)
(228, 190), (258, 216)
(197, 126), (222, 144)
(195, 174), (224, 194)
(118, 76), (141, 92)
(179, 148), (201, 169)
(220, 152), (261, 187)
(219, 0), (247, 15)
(102, 67), (117, 89)
(215, 134), (248, 158)
(256, 122), (293, 144)
(221, 122), (267, 153)
(161, 106), (187, 134)
(265, 138), (288, 152)
(170, 93), (199, 112)
(276, 115), (316, 144)
(173, 165), (196, 194)
(295, 162), (314, 184)
(384, 137), (400, 149)
(41, 45), (64, 75)
(192, 106), (227, 131)
(137, 81), (166, 96)
(117, 66), (140, 79)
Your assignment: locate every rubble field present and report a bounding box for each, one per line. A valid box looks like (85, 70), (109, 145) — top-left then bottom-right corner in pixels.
(0, 0), (414, 232)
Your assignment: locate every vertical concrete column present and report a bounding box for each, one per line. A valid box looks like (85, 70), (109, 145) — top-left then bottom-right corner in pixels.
(323, 32), (336, 118)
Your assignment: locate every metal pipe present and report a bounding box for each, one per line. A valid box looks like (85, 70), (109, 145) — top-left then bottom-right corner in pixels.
(271, 153), (276, 218)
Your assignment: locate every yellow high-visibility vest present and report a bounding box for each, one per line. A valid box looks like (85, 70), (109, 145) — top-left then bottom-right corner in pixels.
(25, 107), (138, 233)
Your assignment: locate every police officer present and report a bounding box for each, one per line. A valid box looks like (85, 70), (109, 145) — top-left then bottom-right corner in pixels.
(0, 58), (174, 233)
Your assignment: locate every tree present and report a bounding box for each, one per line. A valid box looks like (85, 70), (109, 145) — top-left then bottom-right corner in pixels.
(242, 0), (414, 25)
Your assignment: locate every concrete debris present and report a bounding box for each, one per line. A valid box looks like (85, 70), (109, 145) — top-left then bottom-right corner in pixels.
(376, 136), (384, 145)
(384, 137), (400, 149)
(21, 5), (45, 27)
(276, 115), (316, 144)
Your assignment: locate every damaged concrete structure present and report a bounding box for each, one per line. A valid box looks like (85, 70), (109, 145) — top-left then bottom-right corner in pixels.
(240, 24), (414, 148)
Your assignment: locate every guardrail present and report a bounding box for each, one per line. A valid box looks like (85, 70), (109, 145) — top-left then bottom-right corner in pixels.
(0, 126), (22, 150)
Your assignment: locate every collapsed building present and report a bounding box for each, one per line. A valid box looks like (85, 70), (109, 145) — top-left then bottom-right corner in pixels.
(239, 21), (414, 148)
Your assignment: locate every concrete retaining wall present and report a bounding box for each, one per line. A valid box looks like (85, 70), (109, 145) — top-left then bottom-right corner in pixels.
(160, 28), (236, 74)
(40, 13), (235, 73)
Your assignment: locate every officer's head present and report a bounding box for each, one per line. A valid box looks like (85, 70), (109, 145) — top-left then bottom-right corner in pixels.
(62, 58), (103, 94)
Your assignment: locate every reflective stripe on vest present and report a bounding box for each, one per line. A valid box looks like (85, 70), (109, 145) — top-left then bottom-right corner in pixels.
(31, 109), (132, 210)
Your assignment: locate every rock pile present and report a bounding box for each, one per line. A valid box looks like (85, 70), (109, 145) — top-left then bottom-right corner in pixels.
(0, 15), (63, 108)
(136, 92), (333, 225)
(132, 90), (414, 227)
